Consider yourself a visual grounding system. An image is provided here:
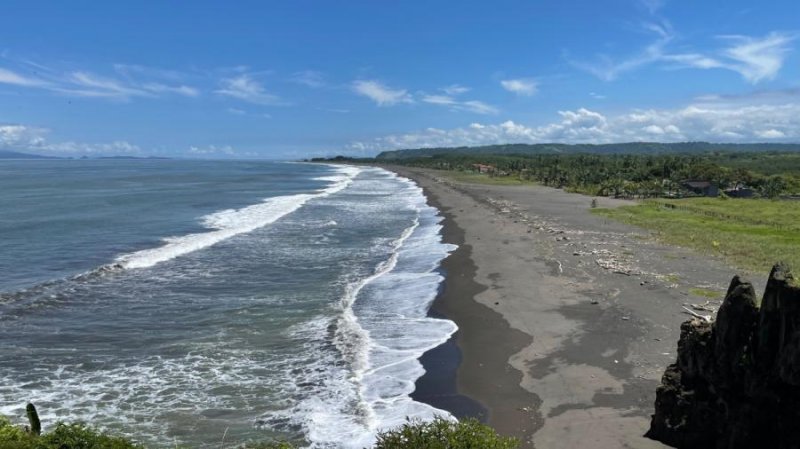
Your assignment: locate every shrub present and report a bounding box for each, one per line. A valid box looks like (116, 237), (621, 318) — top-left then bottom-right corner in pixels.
(373, 417), (519, 449)
(241, 442), (296, 449)
(1, 410), (516, 449)
(0, 418), (142, 449)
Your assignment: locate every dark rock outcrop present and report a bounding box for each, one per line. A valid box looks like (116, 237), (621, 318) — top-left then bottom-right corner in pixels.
(647, 263), (800, 449)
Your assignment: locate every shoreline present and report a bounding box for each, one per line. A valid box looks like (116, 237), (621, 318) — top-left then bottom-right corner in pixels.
(386, 165), (756, 448)
(409, 183), (540, 442)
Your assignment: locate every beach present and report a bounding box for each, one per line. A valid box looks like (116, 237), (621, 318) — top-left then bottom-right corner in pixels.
(390, 166), (763, 449)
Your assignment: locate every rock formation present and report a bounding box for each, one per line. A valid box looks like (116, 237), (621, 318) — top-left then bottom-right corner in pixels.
(647, 263), (800, 449)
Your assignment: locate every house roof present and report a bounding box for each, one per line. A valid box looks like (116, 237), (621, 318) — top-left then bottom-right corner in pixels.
(683, 180), (713, 189)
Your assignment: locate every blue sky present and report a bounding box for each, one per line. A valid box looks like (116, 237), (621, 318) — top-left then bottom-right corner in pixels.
(0, 0), (798, 159)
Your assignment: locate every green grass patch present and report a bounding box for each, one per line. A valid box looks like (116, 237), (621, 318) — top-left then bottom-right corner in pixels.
(442, 171), (535, 186)
(592, 197), (800, 275)
(689, 287), (723, 299)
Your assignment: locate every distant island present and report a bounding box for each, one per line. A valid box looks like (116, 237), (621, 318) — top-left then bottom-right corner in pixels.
(0, 150), (171, 160)
(0, 150), (61, 159)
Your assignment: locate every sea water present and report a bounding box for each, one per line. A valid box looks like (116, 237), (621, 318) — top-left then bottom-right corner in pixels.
(0, 160), (456, 448)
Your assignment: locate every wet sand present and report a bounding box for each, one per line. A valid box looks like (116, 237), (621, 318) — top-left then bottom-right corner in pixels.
(390, 167), (760, 449)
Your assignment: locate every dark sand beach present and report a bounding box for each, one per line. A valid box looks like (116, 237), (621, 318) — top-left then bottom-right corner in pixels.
(392, 166), (764, 449)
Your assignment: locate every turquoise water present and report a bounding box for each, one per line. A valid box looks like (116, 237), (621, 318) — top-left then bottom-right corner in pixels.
(0, 160), (456, 448)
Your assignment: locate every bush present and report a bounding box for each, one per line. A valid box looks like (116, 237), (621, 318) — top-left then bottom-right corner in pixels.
(1, 411), (516, 449)
(241, 443), (296, 449)
(0, 418), (142, 449)
(373, 417), (519, 449)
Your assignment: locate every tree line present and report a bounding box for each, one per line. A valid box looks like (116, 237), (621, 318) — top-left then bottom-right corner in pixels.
(361, 152), (800, 198)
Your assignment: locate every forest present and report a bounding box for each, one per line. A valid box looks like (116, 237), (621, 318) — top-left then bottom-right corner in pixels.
(333, 151), (800, 199)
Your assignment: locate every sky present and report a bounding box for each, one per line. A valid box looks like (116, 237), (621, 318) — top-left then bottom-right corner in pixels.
(0, 0), (798, 159)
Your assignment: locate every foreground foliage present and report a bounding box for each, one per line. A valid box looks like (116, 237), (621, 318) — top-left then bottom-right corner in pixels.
(1, 412), (515, 449)
(0, 416), (141, 449)
(374, 418), (518, 449)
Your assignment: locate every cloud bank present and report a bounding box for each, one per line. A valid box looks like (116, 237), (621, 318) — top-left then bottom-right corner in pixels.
(347, 92), (800, 153)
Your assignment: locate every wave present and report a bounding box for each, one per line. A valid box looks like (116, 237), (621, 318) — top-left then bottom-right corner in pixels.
(0, 164), (359, 307)
(116, 165), (360, 270)
(272, 168), (459, 448)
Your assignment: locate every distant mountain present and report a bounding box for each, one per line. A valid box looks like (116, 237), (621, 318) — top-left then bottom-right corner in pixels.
(0, 150), (59, 159)
(96, 156), (172, 160)
(375, 142), (800, 160)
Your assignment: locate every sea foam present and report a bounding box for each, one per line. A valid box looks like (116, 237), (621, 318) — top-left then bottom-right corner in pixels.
(273, 168), (459, 448)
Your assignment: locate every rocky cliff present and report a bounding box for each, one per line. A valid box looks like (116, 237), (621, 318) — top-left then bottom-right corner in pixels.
(647, 263), (800, 449)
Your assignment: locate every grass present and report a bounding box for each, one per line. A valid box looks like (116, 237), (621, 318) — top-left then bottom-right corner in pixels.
(592, 197), (800, 275)
(689, 287), (723, 299)
(441, 171), (536, 186)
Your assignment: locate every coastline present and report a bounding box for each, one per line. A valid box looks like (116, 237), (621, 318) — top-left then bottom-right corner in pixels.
(409, 180), (540, 443)
(387, 166), (758, 448)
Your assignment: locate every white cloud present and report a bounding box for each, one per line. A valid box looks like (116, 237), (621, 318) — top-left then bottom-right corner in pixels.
(291, 70), (326, 88)
(421, 94), (499, 115)
(141, 82), (199, 97)
(189, 144), (236, 155)
(352, 80), (413, 106)
(187, 144), (257, 158)
(45, 140), (142, 154)
(717, 33), (795, 83)
(0, 123), (142, 155)
(317, 107), (350, 114)
(227, 107), (246, 115)
(756, 129), (786, 139)
(62, 71), (151, 98)
(570, 21), (673, 81)
(113, 64), (185, 82)
(0, 67), (49, 87)
(0, 61), (200, 100)
(640, 0), (665, 14)
(421, 94), (456, 106)
(500, 78), (538, 96)
(216, 74), (281, 105)
(0, 124), (47, 147)
(441, 84), (470, 95)
(573, 24), (796, 84)
(347, 91), (800, 152)
(460, 100), (499, 115)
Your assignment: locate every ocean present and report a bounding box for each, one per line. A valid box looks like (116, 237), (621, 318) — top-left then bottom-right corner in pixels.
(0, 160), (457, 448)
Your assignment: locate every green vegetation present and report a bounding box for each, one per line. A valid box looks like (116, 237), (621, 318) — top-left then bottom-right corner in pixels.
(373, 418), (518, 449)
(329, 151), (800, 198)
(0, 416), (141, 449)
(689, 287), (723, 299)
(1, 407), (515, 449)
(372, 142), (800, 160)
(593, 198), (800, 274)
(441, 171), (534, 186)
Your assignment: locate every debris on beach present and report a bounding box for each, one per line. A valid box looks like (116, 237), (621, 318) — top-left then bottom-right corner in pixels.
(595, 258), (640, 276)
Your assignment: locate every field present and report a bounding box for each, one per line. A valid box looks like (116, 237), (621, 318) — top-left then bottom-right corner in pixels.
(593, 197), (800, 276)
(440, 171), (537, 186)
